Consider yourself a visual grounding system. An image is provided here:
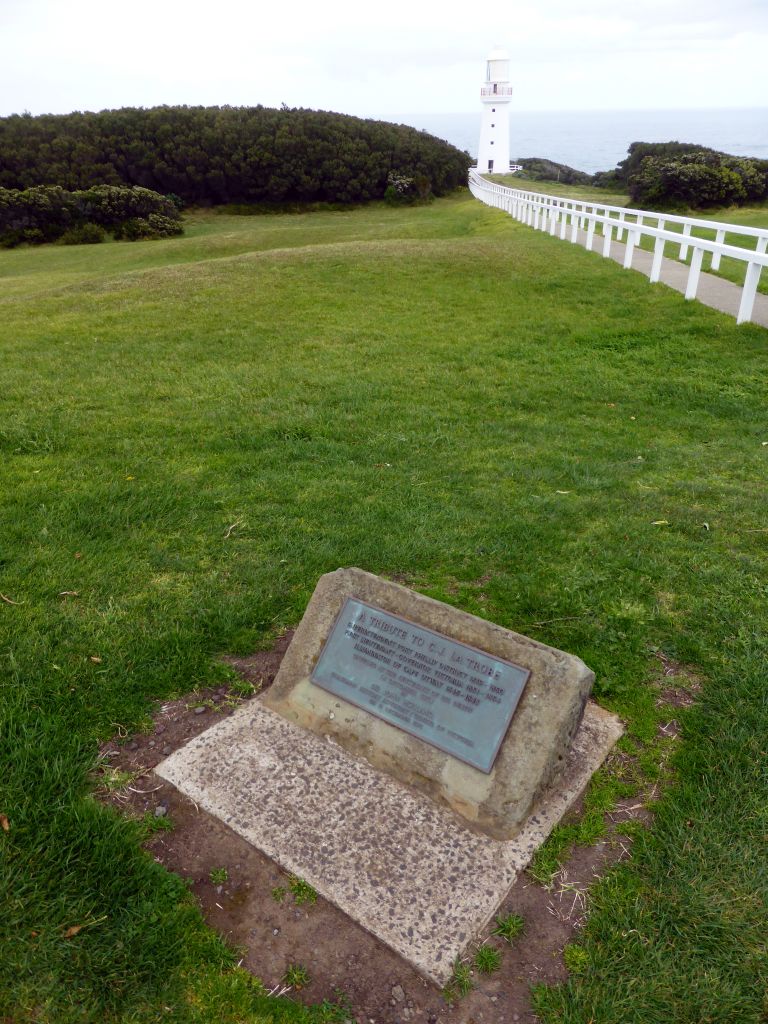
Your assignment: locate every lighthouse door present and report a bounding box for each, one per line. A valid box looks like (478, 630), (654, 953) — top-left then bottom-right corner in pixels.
(488, 159), (494, 172)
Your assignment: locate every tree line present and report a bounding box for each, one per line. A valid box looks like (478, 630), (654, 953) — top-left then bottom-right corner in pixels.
(0, 105), (472, 207)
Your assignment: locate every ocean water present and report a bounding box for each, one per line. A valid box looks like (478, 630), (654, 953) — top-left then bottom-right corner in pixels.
(393, 108), (768, 175)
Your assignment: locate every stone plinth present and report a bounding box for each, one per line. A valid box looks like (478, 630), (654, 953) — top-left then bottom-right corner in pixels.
(263, 568), (595, 840)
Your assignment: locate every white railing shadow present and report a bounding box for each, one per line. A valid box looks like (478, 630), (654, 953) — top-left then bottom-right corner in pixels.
(468, 169), (768, 325)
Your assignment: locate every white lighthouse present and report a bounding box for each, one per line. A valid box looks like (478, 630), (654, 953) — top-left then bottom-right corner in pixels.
(476, 47), (513, 174)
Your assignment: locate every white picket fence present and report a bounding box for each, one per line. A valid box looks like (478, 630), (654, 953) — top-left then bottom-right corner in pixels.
(468, 169), (768, 325)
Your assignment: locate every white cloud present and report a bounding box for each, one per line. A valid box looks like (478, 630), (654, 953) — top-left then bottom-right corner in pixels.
(0, 0), (766, 116)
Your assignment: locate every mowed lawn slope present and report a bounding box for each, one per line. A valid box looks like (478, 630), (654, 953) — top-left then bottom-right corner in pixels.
(1, 195), (766, 1023)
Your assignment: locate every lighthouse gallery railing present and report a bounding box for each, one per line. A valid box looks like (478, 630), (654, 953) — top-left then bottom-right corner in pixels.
(468, 168), (768, 325)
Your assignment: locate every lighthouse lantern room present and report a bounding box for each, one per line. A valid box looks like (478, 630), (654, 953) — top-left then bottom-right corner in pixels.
(477, 47), (512, 175)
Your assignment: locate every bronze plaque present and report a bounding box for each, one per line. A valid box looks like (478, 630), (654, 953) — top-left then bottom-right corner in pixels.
(310, 598), (530, 773)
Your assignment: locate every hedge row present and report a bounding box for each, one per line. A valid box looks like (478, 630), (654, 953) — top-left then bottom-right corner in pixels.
(0, 106), (472, 206)
(0, 185), (182, 247)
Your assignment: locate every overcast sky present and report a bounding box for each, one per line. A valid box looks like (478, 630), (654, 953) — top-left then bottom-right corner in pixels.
(1, 0), (767, 119)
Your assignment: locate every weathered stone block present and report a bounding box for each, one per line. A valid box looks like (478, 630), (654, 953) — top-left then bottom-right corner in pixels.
(264, 567), (594, 839)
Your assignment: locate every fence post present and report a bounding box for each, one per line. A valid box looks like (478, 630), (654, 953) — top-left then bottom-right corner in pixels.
(685, 247), (704, 299)
(679, 222), (692, 260)
(737, 262), (762, 325)
(585, 216), (596, 251)
(602, 223), (613, 258)
(710, 229), (726, 270)
(623, 228), (637, 269)
(650, 236), (665, 282)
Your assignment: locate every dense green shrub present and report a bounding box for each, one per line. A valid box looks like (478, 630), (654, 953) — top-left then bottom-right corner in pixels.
(76, 185), (180, 227)
(384, 172), (434, 206)
(0, 105), (472, 207)
(0, 184), (182, 247)
(591, 169), (623, 190)
(59, 222), (105, 245)
(614, 141), (710, 185)
(588, 141), (768, 209)
(384, 172), (416, 205)
(628, 150), (768, 209)
(516, 157), (592, 186)
(0, 185), (74, 245)
(112, 214), (183, 240)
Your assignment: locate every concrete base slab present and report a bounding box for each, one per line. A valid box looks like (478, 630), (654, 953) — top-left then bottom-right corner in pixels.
(156, 698), (622, 986)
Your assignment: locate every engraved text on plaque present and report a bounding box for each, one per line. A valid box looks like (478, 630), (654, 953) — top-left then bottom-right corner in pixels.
(310, 598), (530, 772)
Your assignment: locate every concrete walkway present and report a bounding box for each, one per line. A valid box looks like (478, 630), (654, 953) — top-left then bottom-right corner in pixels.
(556, 224), (768, 329)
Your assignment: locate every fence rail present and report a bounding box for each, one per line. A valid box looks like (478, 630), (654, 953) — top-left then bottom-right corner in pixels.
(468, 169), (768, 325)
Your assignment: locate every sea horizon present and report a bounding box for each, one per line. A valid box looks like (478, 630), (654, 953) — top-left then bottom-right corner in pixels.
(388, 107), (768, 175)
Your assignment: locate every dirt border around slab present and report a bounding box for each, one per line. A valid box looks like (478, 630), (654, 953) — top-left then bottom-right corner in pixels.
(97, 635), (686, 1024)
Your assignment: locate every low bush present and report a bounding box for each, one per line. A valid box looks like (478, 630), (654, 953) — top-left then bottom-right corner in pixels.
(384, 172), (433, 206)
(614, 141), (708, 184)
(629, 150), (768, 209)
(59, 222), (106, 245)
(592, 140), (768, 209)
(0, 184), (182, 247)
(516, 157), (592, 186)
(113, 214), (183, 241)
(385, 173), (417, 205)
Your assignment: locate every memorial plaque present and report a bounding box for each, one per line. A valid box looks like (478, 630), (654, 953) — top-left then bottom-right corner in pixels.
(310, 597), (530, 773)
(264, 568), (596, 838)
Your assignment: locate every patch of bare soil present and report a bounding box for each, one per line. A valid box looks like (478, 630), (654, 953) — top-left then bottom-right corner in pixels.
(98, 637), (657, 1024)
(649, 650), (702, 744)
(652, 651), (702, 708)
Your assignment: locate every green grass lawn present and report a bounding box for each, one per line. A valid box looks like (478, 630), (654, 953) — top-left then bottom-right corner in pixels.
(1, 194), (767, 1023)
(489, 174), (632, 208)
